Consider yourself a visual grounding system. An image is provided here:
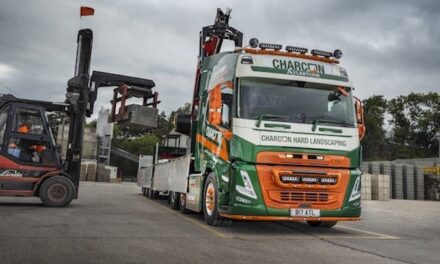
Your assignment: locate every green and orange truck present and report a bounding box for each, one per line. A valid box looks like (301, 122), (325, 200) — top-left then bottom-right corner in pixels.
(139, 8), (365, 227)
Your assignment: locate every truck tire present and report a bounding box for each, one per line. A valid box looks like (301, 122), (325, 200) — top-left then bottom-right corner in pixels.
(179, 193), (190, 214)
(39, 176), (75, 207)
(307, 221), (337, 228)
(142, 187), (146, 196)
(148, 188), (155, 199)
(202, 173), (231, 227)
(169, 191), (180, 210)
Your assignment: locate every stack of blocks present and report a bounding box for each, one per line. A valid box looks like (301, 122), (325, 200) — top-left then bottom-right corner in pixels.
(86, 163), (97, 182)
(361, 173), (372, 200)
(80, 163), (88, 181)
(403, 165), (415, 200)
(371, 174), (390, 201)
(380, 162), (393, 198)
(392, 164), (404, 199)
(414, 166), (425, 200)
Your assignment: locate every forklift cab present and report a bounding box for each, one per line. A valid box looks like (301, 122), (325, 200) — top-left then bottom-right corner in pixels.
(0, 102), (61, 167)
(0, 101), (64, 200)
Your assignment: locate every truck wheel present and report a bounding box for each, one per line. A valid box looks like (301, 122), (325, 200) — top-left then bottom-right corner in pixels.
(142, 187), (146, 196)
(203, 173), (231, 227)
(39, 176), (75, 207)
(169, 191), (180, 210)
(307, 221), (337, 228)
(148, 189), (155, 199)
(153, 191), (160, 199)
(179, 193), (190, 214)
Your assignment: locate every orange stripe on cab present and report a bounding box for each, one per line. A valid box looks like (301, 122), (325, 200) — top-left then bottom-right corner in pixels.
(196, 133), (229, 161)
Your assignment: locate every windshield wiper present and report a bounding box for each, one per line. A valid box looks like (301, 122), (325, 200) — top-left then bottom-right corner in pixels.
(311, 119), (352, 131)
(255, 114), (289, 127)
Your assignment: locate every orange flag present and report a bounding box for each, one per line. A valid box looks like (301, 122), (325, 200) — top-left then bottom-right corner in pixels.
(80, 6), (94, 17)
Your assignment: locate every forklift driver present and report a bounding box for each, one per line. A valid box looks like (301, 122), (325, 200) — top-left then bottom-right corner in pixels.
(8, 120), (42, 162)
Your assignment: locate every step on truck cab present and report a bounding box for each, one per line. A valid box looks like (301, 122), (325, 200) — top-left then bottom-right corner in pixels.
(149, 8), (365, 227)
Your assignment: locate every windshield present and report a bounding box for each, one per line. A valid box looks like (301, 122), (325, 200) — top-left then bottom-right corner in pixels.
(238, 78), (356, 127)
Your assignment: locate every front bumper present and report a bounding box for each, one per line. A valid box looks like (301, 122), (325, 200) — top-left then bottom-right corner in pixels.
(220, 213), (360, 222)
(223, 162), (362, 220)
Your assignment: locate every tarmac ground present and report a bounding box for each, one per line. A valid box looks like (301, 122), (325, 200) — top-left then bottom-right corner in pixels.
(0, 182), (439, 264)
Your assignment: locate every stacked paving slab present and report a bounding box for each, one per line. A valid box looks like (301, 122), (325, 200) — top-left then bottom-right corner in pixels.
(79, 159), (118, 183)
(361, 173), (371, 200)
(361, 158), (440, 200)
(371, 174), (390, 201)
(86, 163), (97, 182)
(96, 164), (118, 182)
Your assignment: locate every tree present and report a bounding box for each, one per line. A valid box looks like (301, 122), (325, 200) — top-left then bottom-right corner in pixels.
(364, 92), (440, 160)
(362, 95), (389, 160)
(398, 92), (439, 158)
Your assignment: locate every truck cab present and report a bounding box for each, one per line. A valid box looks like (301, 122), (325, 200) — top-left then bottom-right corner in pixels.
(187, 46), (365, 226)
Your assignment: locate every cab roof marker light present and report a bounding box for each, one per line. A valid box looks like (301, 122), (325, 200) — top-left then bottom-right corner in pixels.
(249, 38), (259, 48)
(333, 49), (343, 59)
(259, 43), (282, 50)
(285, 46), (308, 54)
(311, 49), (333, 58)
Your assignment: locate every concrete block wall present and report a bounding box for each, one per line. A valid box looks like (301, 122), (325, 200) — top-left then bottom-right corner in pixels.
(86, 163), (97, 182)
(403, 165), (415, 199)
(362, 158), (440, 200)
(392, 164), (404, 199)
(414, 166), (425, 200)
(380, 162), (393, 198)
(371, 174), (390, 201)
(361, 173), (371, 200)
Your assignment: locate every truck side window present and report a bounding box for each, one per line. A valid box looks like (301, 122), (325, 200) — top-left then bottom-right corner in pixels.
(220, 87), (233, 128)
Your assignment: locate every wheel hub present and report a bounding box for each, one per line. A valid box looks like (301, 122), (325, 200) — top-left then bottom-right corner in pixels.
(205, 182), (215, 216)
(48, 183), (67, 202)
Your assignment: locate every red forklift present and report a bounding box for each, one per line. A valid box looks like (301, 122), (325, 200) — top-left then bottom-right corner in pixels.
(0, 28), (159, 207)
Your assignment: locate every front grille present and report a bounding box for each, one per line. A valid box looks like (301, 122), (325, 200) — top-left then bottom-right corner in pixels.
(274, 191), (329, 203)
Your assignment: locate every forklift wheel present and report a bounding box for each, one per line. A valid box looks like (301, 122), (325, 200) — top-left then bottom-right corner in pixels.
(39, 176), (75, 207)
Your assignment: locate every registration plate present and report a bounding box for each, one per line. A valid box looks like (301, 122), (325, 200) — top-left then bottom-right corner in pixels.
(290, 208), (320, 217)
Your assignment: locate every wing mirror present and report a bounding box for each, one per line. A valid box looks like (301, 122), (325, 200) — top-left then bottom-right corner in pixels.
(354, 97), (365, 140)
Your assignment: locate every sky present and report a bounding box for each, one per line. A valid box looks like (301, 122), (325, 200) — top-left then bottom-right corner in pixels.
(0, 0), (439, 119)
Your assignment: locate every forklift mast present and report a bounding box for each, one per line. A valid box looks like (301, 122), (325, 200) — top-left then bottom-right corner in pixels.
(64, 29), (158, 198)
(65, 29), (93, 197)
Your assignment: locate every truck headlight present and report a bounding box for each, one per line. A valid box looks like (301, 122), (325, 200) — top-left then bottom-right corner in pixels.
(235, 170), (257, 199)
(348, 176), (361, 202)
